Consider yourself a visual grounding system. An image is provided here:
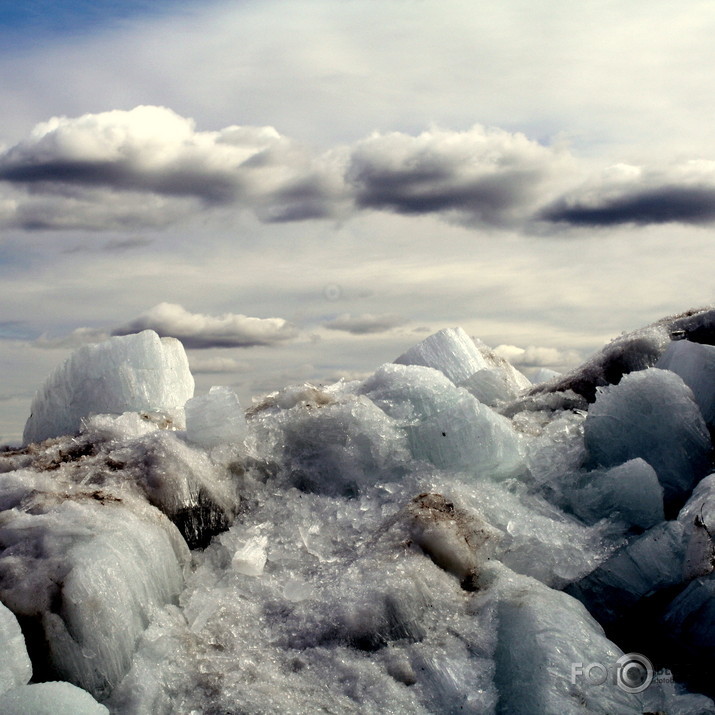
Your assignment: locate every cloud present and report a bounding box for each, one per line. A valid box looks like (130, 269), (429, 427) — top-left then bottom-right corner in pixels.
(0, 106), (347, 229)
(33, 327), (111, 349)
(188, 356), (250, 374)
(541, 161), (715, 226)
(323, 312), (406, 334)
(112, 302), (298, 348)
(0, 107), (580, 232)
(346, 125), (567, 228)
(493, 344), (581, 369)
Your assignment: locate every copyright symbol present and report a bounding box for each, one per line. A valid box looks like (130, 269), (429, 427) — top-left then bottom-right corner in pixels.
(616, 653), (653, 694)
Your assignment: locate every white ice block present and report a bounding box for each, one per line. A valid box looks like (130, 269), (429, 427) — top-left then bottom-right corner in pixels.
(584, 368), (711, 505)
(0, 600), (32, 695)
(23, 331), (194, 445)
(185, 386), (247, 449)
(394, 327), (489, 385)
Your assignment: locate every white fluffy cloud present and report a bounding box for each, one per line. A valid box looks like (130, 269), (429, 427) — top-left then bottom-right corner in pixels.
(323, 312), (406, 334)
(112, 302), (298, 348)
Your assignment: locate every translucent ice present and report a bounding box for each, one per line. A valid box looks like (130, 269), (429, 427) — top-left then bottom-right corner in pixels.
(487, 562), (644, 715)
(0, 681), (108, 714)
(406, 392), (525, 479)
(566, 459), (665, 530)
(23, 331), (194, 445)
(0, 600), (31, 695)
(584, 368), (711, 507)
(0, 477), (188, 699)
(394, 327), (489, 385)
(566, 521), (687, 625)
(657, 339), (715, 426)
(185, 386), (247, 449)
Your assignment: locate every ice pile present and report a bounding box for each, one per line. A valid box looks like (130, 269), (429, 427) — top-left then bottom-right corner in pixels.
(1, 312), (715, 713)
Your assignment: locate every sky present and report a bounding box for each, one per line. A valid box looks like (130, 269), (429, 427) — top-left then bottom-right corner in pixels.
(2, 0), (715, 444)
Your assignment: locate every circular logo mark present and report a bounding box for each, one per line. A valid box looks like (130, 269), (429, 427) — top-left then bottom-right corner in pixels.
(616, 653), (653, 694)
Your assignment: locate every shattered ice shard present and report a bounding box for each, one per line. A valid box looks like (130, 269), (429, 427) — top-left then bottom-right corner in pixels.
(185, 386), (247, 449)
(584, 368), (711, 507)
(23, 330), (194, 445)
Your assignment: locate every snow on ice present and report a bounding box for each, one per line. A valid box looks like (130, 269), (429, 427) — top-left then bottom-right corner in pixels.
(2, 309), (715, 713)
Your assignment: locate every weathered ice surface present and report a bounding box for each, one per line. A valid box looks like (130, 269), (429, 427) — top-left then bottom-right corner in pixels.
(23, 331), (194, 445)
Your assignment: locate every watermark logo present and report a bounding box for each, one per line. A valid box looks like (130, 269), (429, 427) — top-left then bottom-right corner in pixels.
(571, 652), (654, 694)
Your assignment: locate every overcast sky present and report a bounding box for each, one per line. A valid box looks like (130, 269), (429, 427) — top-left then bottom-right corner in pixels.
(2, 0), (715, 443)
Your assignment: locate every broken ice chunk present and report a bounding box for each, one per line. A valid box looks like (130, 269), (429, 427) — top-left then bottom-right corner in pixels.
(232, 534), (268, 576)
(23, 331), (194, 445)
(0, 681), (108, 714)
(657, 339), (715, 426)
(185, 386), (247, 449)
(394, 327), (488, 385)
(0, 600), (32, 695)
(584, 368), (711, 508)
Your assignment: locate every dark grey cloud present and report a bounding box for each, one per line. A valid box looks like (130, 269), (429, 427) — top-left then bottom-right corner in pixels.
(540, 161), (715, 227)
(323, 313), (407, 335)
(112, 302), (298, 348)
(542, 184), (715, 226)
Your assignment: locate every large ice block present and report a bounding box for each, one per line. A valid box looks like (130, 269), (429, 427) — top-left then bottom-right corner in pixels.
(394, 327), (489, 385)
(584, 368), (711, 507)
(23, 330), (194, 445)
(657, 339), (715, 426)
(0, 600), (32, 695)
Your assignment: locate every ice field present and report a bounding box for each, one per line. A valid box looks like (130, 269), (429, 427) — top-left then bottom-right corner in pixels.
(2, 310), (715, 713)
